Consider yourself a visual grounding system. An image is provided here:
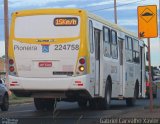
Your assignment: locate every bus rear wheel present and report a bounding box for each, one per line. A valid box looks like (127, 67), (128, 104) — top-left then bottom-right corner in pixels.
(126, 84), (139, 106)
(101, 80), (112, 110)
(89, 80), (112, 110)
(34, 98), (55, 111)
(78, 99), (88, 108)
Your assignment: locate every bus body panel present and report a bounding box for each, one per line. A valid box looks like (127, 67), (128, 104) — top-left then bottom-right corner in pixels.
(8, 9), (146, 102)
(88, 13), (146, 99)
(9, 75), (91, 91)
(8, 9), (94, 98)
(13, 40), (80, 78)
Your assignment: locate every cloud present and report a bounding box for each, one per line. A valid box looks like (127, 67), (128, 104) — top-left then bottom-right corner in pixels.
(143, 38), (160, 66)
(64, 4), (78, 8)
(9, 0), (71, 8)
(86, 1), (113, 7)
(102, 0), (159, 12)
(8, 0), (84, 9)
(118, 19), (137, 26)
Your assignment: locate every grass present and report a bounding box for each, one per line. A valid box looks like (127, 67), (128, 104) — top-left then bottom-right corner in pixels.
(9, 94), (33, 105)
(157, 83), (160, 88)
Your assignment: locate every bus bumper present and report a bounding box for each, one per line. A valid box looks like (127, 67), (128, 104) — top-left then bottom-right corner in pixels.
(8, 75), (93, 98)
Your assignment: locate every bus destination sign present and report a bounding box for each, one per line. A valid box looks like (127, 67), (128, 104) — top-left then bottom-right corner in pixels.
(54, 17), (78, 26)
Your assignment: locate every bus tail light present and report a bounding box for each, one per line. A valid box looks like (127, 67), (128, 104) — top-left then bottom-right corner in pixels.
(8, 58), (17, 76)
(9, 66), (15, 72)
(76, 57), (87, 75)
(79, 58), (85, 64)
(79, 66), (85, 72)
(9, 59), (14, 65)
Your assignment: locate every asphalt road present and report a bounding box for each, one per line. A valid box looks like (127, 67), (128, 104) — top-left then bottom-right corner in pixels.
(0, 89), (159, 124)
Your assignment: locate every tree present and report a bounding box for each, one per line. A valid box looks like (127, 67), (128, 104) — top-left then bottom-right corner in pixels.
(2, 55), (5, 59)
(145, 66), (155, 79)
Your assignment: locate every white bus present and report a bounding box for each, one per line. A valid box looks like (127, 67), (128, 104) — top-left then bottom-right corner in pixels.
(8, 9), (146, 110)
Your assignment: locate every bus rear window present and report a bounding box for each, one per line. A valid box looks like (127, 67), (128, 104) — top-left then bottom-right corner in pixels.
(14, 15), (80, 39)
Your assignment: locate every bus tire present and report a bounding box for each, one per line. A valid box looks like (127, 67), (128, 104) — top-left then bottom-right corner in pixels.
(126, 83), (139, 106)
(92, 80), (112, 110)
(45, 99), (55, 111)
(78, 99), (88, 108)
(34, 98), (45, 111)
(101, 80), (112, 110)
(34, 98), (55, 111)
(89, 99), (99, 109)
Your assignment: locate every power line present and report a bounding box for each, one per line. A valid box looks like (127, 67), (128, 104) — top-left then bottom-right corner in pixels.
(90, 0), (147, 12)
(80, 0), (113, 9)
(0, 0), (147, 20)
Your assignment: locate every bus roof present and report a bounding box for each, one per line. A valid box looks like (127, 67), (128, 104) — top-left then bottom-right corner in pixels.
(87, 12), (138, 39)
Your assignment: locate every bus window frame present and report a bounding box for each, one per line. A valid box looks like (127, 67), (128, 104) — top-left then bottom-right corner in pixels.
(103, 26), (111, 58)
(111, 29), (118, 59)
(89, 20), (94, 53)
(133, 39), (140, 63)
(125, 36), (133, 62)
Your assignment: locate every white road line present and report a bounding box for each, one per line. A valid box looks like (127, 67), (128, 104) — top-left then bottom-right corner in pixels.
(76, 115), (83, 124)
(0, 109), (34, 115)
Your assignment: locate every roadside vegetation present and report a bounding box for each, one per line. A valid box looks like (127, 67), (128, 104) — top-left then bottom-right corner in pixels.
(9, 93), (33, 104)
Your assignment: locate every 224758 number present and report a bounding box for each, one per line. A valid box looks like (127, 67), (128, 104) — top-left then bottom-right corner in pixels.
(54, 44), (79, 50)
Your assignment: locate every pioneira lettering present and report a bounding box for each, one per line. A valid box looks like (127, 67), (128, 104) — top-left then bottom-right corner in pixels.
(14, 45), (37, 51)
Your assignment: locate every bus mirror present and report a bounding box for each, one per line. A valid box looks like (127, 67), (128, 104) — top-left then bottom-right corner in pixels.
(146, 51), (148, 61)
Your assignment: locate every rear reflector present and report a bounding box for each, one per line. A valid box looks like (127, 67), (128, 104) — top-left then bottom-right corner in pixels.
(78, 84), (83, 86)
(10, 82), (18, 86)
(75, 81), (83, 86)
(10, 84), (16, 86)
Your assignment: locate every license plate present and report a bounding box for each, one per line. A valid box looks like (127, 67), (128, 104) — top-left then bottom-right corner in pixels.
(39, 62), (52, 67)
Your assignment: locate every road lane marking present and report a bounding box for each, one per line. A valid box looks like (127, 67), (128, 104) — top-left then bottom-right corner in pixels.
(76, 115), (83, 124)
(0, 109), (34, 116)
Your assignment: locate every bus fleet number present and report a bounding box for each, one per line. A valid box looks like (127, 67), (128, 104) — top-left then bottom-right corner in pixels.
(54, 44), (79, 50)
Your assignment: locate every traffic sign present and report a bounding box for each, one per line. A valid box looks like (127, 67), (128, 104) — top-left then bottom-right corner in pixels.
(137, 5), (158, 38)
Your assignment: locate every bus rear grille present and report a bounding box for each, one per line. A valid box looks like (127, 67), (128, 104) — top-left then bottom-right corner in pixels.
(53, 72), (73, 76)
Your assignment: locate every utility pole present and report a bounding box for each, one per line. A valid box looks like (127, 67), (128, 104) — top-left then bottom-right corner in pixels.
(147, 38), (153, 112)
(4, 0), (9, 76)
(114, 0), (117, 24)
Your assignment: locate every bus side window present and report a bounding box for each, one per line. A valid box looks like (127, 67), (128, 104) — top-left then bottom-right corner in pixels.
(133, 39), (140, 63)
(125, 36), (133, 62)
(94, 29), (101, 60)
(89, 20), (94, 53)
(103, 27), (111, 57)
(111, 30), (118, 59)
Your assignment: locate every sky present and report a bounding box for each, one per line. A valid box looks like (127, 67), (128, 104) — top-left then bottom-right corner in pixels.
(0, 0), (159, 66)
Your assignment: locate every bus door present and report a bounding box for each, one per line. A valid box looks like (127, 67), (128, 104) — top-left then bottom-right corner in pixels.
(94, 29), (101, 96)
(140, 46), (144, 97)
(118, 38), (124, 95)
